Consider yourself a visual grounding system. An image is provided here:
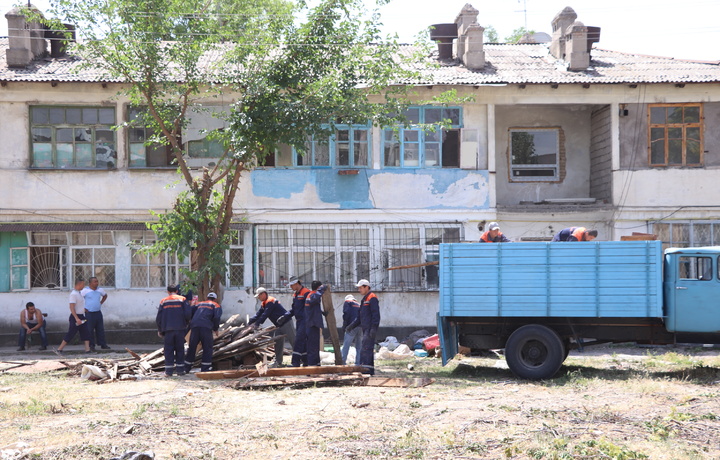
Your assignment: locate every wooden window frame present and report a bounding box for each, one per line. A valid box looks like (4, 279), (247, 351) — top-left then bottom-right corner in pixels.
(647, 103), (703, 167)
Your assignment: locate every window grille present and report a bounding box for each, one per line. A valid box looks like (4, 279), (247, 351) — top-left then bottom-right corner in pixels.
(254, 223), (462, 291)
(652, 222), (720, 253)
(129, 230), (189, 288)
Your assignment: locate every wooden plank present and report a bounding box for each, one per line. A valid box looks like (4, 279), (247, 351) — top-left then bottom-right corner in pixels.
(621, 235), (658, 241)
(233, 373), (366, 390)
(364, 377), (435, 388)
(196, 365), (366, 380)
(321, 285), (343, 365)
(125, 348), (142, 360)
(387, 261), (439, 271)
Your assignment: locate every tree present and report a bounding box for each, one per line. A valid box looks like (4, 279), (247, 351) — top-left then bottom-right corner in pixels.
(484, 25), (498, 43)
(504, 26), (535, 44)
(44, 0), (420, 297)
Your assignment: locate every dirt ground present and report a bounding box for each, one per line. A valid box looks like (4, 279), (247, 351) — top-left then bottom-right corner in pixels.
(1, 344), (719, 460)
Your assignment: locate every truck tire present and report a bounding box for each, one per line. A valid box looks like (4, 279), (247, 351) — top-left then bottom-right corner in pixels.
(505, 325), (565, 380)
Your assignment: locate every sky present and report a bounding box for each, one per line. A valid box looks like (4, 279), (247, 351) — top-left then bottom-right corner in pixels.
(0, 0), (719, 61)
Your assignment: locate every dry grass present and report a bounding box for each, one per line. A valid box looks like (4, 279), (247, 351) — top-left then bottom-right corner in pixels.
(0, 345), (719, 459)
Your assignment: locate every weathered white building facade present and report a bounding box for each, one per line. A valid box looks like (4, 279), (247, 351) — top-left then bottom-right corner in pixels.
(2, 4), (720, 344)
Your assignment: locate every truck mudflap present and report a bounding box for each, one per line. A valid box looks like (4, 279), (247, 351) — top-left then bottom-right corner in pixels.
(437, 313), (458, 366)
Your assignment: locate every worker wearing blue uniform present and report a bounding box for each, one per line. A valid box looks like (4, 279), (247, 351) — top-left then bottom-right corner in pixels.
(250, 287), (295, 366)
(341, 295), (361, 365)
(184, 292), (222, 373)
(552, 227), (598, 242)
(348, 279), (381, 375)
(304, 281), (327, 367)
(156, 285), (192, 376)
(286, 277), (311, 367)
(480, 222), (511, 243)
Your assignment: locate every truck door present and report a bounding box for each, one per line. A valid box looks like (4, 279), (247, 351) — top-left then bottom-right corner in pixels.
(671, 254), (720, 333)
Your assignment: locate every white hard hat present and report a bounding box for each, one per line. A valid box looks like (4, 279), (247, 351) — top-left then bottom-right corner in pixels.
(254, 287), (267, 298)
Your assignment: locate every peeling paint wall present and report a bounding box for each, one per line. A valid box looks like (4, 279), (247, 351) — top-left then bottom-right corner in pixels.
(248, 169), (490, 210)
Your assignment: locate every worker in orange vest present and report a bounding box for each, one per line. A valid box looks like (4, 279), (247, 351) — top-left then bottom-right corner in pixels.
(552, 227), (598, 242)
(480, 222), (511, 243)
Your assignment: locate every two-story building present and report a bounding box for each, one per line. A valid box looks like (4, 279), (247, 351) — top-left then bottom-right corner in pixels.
(2, 4), (720, 344)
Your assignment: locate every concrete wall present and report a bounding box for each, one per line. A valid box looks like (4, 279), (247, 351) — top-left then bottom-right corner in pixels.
(0, 287), (439, 345)
(589, 106), (612, 202)
(5, 80), (720, 339)
(494, 104), (596, 205)
(619, 102), (720, 170)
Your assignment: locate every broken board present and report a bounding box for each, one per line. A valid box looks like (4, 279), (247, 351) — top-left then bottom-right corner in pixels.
(196, 365), (366, 380)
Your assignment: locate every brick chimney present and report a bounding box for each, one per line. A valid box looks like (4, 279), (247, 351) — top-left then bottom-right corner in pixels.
(5, 5), (47, 68)
(549, 7), (600, 72)
(455, 3), (485, 70)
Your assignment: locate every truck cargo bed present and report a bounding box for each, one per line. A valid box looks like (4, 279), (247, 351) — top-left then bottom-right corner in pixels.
(439, 241), (663, 319)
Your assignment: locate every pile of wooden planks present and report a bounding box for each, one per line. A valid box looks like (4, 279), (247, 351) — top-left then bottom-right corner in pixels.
(61, 314), (281, 382)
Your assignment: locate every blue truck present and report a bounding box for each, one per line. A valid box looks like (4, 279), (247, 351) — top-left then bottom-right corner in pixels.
(437, 240), (720, 380)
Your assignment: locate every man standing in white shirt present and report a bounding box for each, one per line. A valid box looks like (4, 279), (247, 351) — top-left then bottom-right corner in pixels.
(57, 279), (91, 353)
(82, 277), (110, 351)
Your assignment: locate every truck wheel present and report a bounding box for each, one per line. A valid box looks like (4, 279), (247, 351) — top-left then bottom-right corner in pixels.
(505, 325), (565, 380)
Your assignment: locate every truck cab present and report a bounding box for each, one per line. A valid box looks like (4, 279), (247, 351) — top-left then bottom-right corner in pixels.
(664, 247), (720, 335)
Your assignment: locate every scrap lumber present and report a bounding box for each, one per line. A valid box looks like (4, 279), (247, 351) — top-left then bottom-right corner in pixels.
(231, 373), (366, 390)
(321, 285), (343, 365)
(196, 365), (366, 380)
(387, 261), (439, 271)
(364, 377), (435, 388)
(61, 315), (279, 382)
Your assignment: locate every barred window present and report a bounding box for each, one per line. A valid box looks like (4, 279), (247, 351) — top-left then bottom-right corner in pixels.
(73, 247), (116, 287)
(227, 230), (246, 288)
(652, 221), (720, 252)
(255, 223), (462, 291)
(129, 231), (189, 288)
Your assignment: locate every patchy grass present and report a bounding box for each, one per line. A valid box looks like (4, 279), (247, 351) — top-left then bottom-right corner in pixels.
(0, 344), (718, 459)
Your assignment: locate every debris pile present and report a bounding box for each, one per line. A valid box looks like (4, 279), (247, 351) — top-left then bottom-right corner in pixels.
(64, 314), (281, 383)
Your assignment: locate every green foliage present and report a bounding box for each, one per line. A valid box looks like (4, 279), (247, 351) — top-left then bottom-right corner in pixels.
(484, 25), (499, 43)
(505, 27), (535, 44)
(43, 0), (426, 294)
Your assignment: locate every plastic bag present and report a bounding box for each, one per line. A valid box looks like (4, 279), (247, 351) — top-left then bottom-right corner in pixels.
(80, 365), (107, 380)
(378, 336), (400, 351)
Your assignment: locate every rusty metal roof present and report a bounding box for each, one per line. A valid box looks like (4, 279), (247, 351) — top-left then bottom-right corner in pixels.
(2, 38), (719, 85)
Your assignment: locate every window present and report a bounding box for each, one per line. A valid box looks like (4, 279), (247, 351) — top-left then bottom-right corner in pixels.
(648, 104), (703, 167)
(31, 106), (117, 169)
(27, 231), (115, 288)
(188, 137), (225, 159)
(127, 107), (177, 168)
(129, 231), (190, 288)
(227, 231), (246, 287)
(255, 223), (462, 291)
(10, 247), (30, 291)
(509, 128), (562, 181)
(71, 231), (115, 287)
(383, 107), (461, 168)
(678, 256), (712, 280)
(29, 232), (68, 288)
(295, 125), (371, 168)
(652, 221), (720, 252)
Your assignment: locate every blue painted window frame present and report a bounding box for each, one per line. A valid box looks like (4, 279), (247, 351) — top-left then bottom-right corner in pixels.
(382, 106), (463, 168)
(293, 124), (372, 168)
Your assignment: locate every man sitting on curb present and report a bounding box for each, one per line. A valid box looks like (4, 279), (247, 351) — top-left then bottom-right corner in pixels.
(18, 302), (48, 351)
